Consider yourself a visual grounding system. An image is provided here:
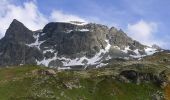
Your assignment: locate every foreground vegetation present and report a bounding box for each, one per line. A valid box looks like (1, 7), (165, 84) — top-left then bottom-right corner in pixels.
(0, 65), (165, 100)
(0, 49), (169, 100)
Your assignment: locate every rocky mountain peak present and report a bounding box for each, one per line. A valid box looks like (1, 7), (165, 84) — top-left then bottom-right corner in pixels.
(4, 19), (35, 44)
(0, 19), (161, 68)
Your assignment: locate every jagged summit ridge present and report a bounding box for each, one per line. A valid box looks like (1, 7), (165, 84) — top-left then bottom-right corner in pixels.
(0, 19), (161, 68)
(4, 19), (35, 43)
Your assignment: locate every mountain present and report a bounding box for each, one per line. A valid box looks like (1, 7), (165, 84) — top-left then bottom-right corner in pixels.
(0, 19), (170, 99)
(0, 50), (169, 99)
(0, 19), (162, 68)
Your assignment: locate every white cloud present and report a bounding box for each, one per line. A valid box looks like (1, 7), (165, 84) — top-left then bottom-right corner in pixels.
(0, 1), (166, 49)
(50, 10), (86, 22)
(0, 0), (48, 38)
(127, 20), (158, 46)
(0, 0), (88, 38)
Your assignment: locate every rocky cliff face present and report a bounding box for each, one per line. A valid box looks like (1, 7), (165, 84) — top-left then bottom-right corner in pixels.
(40, 22), (108, 57)
(0, 19), (161, 68)
(0, 20), (43, 66)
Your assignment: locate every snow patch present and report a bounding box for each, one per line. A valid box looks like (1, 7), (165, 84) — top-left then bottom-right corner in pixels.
(122, 46), (130, 53)
(36, 39), (111, 67)
(69, 21), (88, 26)
(41, 33), (46, 36)
(57, 67), (71, 70)
(79, 29), (89, 32)
(59, 57), (87, 66)
(37, 52), (58, 66)
(105, 40), (111, 52)
(129, 49), (144, 58)
(43, 49), (55, 54)
(66, 30), (73, 33)
(65, 29), (89, 33)
(60, 39), (111, 66)
(113, 46), (121, 50)
(26, 33), (45, 50)
(124, 57), (130, 60)
(105, 55), (112, 60)
(121, 46), (158, 58)
(145, 47), (157, 55)
(96, 63), (108, 68)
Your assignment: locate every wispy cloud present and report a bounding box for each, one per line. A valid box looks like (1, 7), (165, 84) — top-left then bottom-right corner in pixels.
(0, 0), (48, 38)
(126, 20), (166, 47)
(50, 10), (86, 22)
(127, 20), (157, 40)
(0, 0), (169, 49)
(0, 0), (87, 38)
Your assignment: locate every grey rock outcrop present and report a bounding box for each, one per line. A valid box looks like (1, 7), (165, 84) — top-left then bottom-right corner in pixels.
(3, 19), (35, 44)
(40, 22), (108, 57)
(0, 19), (43, 66)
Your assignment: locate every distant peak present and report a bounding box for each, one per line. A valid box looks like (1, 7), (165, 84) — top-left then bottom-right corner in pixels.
(13, 19), (19, 22)
(11, 19), (21, 24)
(8, 19), (27, 30)
(3, 19), (35, 43)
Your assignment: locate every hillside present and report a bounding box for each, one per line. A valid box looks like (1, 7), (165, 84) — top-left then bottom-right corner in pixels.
(0, 50), (170, 100)
(0, 65), (164, 100)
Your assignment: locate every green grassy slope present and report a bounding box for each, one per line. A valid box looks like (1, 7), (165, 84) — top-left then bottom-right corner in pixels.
(0, 65), (163, 100)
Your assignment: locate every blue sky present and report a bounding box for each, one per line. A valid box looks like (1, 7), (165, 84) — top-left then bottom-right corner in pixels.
(0, 0), (170, 49)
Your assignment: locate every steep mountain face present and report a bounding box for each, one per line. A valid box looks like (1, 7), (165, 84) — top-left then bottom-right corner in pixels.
(0, 20), (43, 66)
(40, 22), (108, 57)
(0, 19), (160, 68)
(3, 19), (35, 43)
